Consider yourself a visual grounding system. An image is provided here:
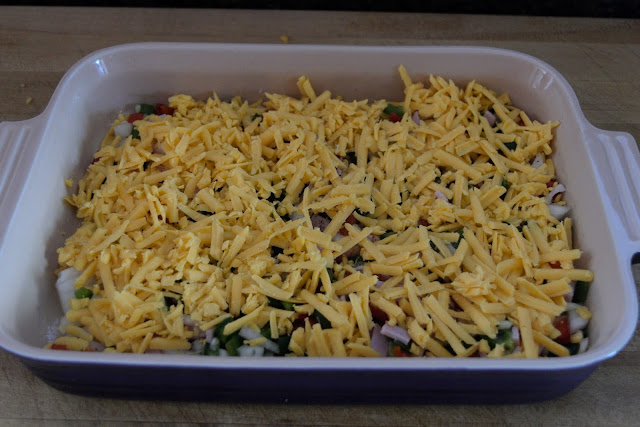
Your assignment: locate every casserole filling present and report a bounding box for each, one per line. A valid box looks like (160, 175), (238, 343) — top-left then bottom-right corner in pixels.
(47, 67), (592, 357)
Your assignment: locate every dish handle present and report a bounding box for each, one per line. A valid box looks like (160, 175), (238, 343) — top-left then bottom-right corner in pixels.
(585, 126), (640, 255)
(0, 117), (44, 245)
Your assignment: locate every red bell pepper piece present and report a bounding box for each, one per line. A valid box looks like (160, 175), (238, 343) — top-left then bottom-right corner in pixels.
(553, 316), (571, 344)
(155, 103), (175, 115)
(369, 303), (389, 323)
(127, 113), (144, 123)
(50, 344), (68, 350)
(389, 112), (402, 123)
(394, 345), (411, 357)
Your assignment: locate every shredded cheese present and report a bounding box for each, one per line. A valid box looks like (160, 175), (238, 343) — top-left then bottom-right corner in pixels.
(50, 67), (593, 358)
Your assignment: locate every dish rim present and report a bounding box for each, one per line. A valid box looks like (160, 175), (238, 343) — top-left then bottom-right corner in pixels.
(0, 42), (637, 372)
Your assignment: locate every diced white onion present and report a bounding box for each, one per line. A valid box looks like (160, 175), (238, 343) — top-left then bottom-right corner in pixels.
(239, 326), (262, 341)
(579, 338), (589, 354)
(135, 104), (141, 113)
(88, 340), (105, 352)
(190, 339), (205, 354)
(310, 214), (331, 232)
(183, 314), (195, 327)
(548, 203), (570, 220)
(381, 323), (410, 345)
(511, 326), (520, 344)
(262, 339), (280, 354)
(564, 281), (576, 302)
(152, 144), (165, 155)
(113, 121), (133, 137)
(208, 337), (220, 348)
(355, 264), (364, 272)
(412, 111), (420, 125)
(217, 349), (229, 357)
(376, 280), (385, 288)
(445, 242), (456, 255)
(237, 345), (265, 357)
(564, 302), (581, 312)
(370, 324), (388, 357)
(531, 153), (544, 169)
(55, 268), (81, 313)
(545, 183), (566, 204)
(204, 328), (217, 343)
(498, 320), (512, 329)
(483, 110), (497, 127)
(568, 309), (589, 334)
(367, 234), (381, 243)
(434, 190), (448, 201)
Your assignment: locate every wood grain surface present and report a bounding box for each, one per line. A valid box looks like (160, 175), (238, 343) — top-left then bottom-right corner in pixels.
(1, 6), (639, 425)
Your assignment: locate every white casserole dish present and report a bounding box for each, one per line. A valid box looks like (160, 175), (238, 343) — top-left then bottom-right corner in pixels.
(0, 43), (637, 403)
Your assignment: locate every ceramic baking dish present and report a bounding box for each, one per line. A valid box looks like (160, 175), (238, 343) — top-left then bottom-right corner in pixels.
(0, 43), (637, 403)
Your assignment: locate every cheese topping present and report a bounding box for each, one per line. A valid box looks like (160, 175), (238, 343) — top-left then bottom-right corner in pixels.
(51, 68), (593, 358)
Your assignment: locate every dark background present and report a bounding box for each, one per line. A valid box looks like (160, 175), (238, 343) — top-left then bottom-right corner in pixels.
(2, 0), (640, 18)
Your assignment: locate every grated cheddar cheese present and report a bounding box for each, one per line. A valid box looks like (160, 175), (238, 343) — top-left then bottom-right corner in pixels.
(48, 68), (593, 358)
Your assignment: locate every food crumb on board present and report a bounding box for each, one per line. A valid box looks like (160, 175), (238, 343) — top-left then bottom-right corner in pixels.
(19, 83), (25, 88)
(64, 178), (74, 188)
(280, 34), (289, 43)
(26, 97), (33, 104)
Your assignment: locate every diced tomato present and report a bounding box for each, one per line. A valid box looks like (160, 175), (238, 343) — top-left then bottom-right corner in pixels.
(549, 261), (561, 269)
(340, 213), (358, 235)
(155, 103), (175, 115)
(292, 314), (317, 330)
(394, 345), (411, 357)
(553, 315), (571, 344)
(389, 112), (402, 123)
(418, 218), (429, 227)
(369, 303), (389, 323)
(91, 157), (101, 164)
(127, 113), (144, 123)
(50, 344), (68, 350)
(546, 180), (556, 188)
